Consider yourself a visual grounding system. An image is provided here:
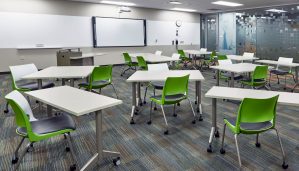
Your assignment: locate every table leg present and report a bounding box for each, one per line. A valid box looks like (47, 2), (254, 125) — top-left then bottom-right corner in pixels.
(47, 105), (52, 117)
(230, 72), (235, 87)
(130, 82), (137, 124)
(137, 82), (142, 106)
(62, 79), (66, 86)
(196, 81), (203, 121)
(70, 79), (75, 87)
(296, 67), (298, 83)
(207, 98), (219, 153)
(37, 79), (42, 111)
(216, 70), (220, 86)
(81, 110), (120, 171)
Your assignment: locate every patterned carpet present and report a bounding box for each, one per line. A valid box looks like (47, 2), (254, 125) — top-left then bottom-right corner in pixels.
(1, 65), (299, 171)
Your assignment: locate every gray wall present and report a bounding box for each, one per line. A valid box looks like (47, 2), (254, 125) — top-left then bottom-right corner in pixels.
(0, 0), (201, 72)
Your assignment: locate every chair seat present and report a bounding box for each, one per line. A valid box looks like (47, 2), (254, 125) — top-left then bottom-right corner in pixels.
(78, 80), (110, 89)
(151, 94), (186, 104)
(17, 114), (76, 136)
(270, 69), (289, 75)
(151, 82), (164, 90)
(18, 81), (55, 91)
(225, 117), (273, 132)
(222, 73), (243, 80)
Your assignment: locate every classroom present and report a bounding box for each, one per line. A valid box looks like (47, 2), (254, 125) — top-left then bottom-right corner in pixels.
(1, 0), (299, 170)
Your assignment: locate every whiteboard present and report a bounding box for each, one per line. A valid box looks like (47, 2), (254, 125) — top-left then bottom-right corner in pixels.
(147, 20), (200, 46)
(93, 17), (146, 47)
(0, 12), (93, 48)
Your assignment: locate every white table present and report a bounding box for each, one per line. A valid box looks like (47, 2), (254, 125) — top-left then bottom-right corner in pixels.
(127, 70), (205, 123)
(130, 53), (178, 64)
(227, 55), (259, 62)
(25, 86), (123, 171)
(22, 66), (94, 88)
(256, 60), (299, 84)
(210, 63), (262, 87)
(184, 50), (213, 69)
(205, 86), (299, 152)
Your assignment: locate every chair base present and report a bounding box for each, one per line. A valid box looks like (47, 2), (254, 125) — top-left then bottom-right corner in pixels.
(164, 130), (169, 135)
(130, 118), (135, 124)
(220, 148), (226, 154)
(255, 142), (261, 148)
(282, 162), (288, 169)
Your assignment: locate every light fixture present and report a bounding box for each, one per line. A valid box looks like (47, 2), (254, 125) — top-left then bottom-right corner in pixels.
(265, 9), (287, 13)
(172, 8), (196, 12)
(101, 1), (136, 6)
(212, 1), (243, 7)
(169, 1), (182, 5)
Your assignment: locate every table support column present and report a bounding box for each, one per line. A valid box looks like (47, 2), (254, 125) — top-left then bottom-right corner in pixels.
(137, 82), (142, 106)
(70, 79), (75, 87)
(230, 72), (235, 87)
(196, 81), (203, 121)
(207, 98), (219, 153)
(130, 82), (137, 124)
(37, 79), (42, 111)
(216, 70), (220, 86)
(47, 105), (52, 117)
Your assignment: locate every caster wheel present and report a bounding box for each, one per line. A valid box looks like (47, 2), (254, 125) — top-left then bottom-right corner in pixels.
(130, 119), (135, 124)
(173, 113), (177, 117)
(192, 120), (196, 124)
(143, 101), (146, 104)
(154, 107), (157, 111)
(282, 162), (288, 169)
(36, 100), (39, 103)
(12, 157), (18, 164)
(177, 103), (180, 106)
(195, 101), (197, 104)
(220, 148), (226, 154)
(4, 109), (9, 113)
(198, 116), (203, 121)
(255, 143), (261, 148)
(214, 131), (220, 138)
(27, 146), (34, 152)
(164, 130), (169, 135)
(120, 74), (123, 76)
(113, 157), (121, 166)
(207, 145), (213, 153)
(147, 121), (152, 125)
(139, 103), (143, 106)
(70, 164), (77, 171)
(66, 147), (70, 152)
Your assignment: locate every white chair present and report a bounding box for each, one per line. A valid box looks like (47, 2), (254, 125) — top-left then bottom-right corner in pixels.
(143, 63), (169, 109)
(270, 57), (295, 89)
(200, 48), (207, 52)
(155, 51), (162, 56)
(243, 52), (254, 57)
(218, 59), (233, 66)
(4, 64), (55, 113)
(171, 53), (180, 60)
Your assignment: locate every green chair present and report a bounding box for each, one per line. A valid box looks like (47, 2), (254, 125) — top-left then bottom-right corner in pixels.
(241, 65), (269, 89)
(79, 65), (118, 99)
(177, 50), (192, 69)
(137, 56), (148, 70)
(5, 90), (77, 171)
(120, 53), (138, 76)
(220, 95), (288, 169)
(202, 50), (217, 68)
(217, 54), (228, 60)
(148, 75), (196, 135)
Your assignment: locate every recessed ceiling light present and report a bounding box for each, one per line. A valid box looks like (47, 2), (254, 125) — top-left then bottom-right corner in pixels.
(101, 1), (136, 6)
(172, 8), (196, 12)
(212, 1), (243, 7)
(169, 1), (182, 5)
(266, 9), (287, 13)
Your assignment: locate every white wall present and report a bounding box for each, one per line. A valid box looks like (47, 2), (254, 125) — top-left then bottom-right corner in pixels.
(0, 0), (201, 72)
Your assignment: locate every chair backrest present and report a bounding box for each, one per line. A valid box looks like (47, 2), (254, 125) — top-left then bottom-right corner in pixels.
(200, 48), (207, 52)
(177, 50), (186, 58)
(148, 63), (169, 72)
(236, 95), (279, 133)
(137, 56), (148, 70)
(218, 59), (232, 66)
(162, 75), (189, 103)
(252, 65), (268, 81)
(217, 55), (228, 60)
(90, 65), (113, 83)
(277, 57), (293, 71)
(211, 50), (217, 57)
(243, 52), (254, 57)
(9, 64), (38, 90)
(171, 53), (180, 60)
(155, 51), (162, 56)
(123, 53), (133, 65)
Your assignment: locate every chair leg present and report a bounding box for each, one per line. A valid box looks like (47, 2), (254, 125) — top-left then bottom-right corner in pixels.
(277, 75), (280, 84)
(274, 128), (288, 169)
(120, 67), (130, 76)
(187, 98), (196, 124)
(147, 101), (153, 125)
(234, 134), (242, 168)
(220, 124), (226, 154)
(12, 137), (26, 164)
(13, 143), (32, 171)
(143, 86), (148, 104)
(110, 84), (119, 99)
(255, 133), (261, 147)
(65, 133), (77, 171)
(160, 105), (169, 135)
(4, 101), (9, 113)
(292, 74), (296, 83)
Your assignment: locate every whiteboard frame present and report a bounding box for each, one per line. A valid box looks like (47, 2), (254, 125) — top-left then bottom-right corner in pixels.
(92, 16), (147, 48)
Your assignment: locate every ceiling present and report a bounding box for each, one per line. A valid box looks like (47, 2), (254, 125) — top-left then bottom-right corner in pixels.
(68, 0), (299, 13)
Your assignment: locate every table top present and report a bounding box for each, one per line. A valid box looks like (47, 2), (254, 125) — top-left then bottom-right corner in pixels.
(70, 53), (106, 59)
(256, 60), (299, 67)
(210, 63), (261, 73)
(127, 70), (205, 82)
(227, 55), (259, 61)
(184, 50), (212, 55)
(130, 53), (178, 63)
(205, 86), (299, 107)
(25, 86), (122, 116)
(22, 66), (94, 80)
